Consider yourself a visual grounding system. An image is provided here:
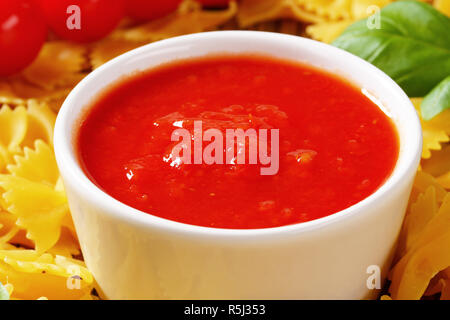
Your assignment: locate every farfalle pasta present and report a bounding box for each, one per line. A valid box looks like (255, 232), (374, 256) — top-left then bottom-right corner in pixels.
(90, 38), (146, 69)
(7, 140), (59, 186)
(0, 101), (56, 172)
(422, 145), (450, 177)
(305, 0), (394, 42)
(111, 0), (238, 42)
(0, 250), (93, 300)
(23, 100), (56, 147)
(91, 1), (238, 68)
(296, 0), (354, 20)
(0, 0), (448, 301)
(21, 41), (88, 91)
(411, 98), (450, 159)
(434, 0), (450, 16)
(389, 193), (450, 299)
(0, 139), (69, 254)
(238, 0), (325, 27)
(0, 102), (91, 299)
(305, 20), (353, 43)
(0, 106), (28, 171)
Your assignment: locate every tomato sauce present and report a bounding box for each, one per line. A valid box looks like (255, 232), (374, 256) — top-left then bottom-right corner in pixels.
(78, 55), (399, 229)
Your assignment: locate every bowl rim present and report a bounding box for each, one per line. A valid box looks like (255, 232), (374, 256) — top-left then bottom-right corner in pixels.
(54, 30), (422, 240)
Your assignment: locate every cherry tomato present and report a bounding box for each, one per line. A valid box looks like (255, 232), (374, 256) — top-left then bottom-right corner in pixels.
(197, 0), (233, 8)
(126, 0), (183, 21)
(39, 0), (125, 43)
(0, 0), (47, 76)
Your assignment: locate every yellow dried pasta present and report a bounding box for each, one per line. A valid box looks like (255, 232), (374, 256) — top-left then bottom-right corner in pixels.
(394, 231), (450, 299)
(411, 98), (450, 159)
(434, 0), (450, 16)
(23, 100), (56, 147)
(7, 79), (71, 112)
(390, 193), (450, 299)
(422, 145), (450, 178)
(0, 105), (27, 153)
(296, 0), (354, 20)
(90, 38), (146, 69)
(410, 171), (447, 203)
(0, 225), (19, 246)
(402, 187), (438, 255)
(350, 0), (393, 19)
(113, 0), (237, 42)
(47, 228), (81, 258)
(306, 20), (353, 43)
(242, 0), (392, 30)
(0, 209), (30, 247)
(0, 106), (28, 171)
(21, 41), (88, 91)
(238, 0), (325, 27)
(0, 81), (26, 107)
(0, 101), (57, 173)
(0, 140), (68, 253)
(0, 175), (68, 253)
(436, 172), (450, 189)
(397, 174), (444, 260)
(0, 250), (93, 300)
(306, 0), (393, 42)
(0, 115), (86, 299)
(423, 108), (450, 136)
(6, 138), (76, 245)
(0, 0), (446, 301)
(7, 140), (59, 187)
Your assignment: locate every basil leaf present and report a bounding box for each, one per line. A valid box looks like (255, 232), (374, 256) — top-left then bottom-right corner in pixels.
(0, 283), (10, 300)
(332, 1), (450, 97)
(421, 75), (450, 120)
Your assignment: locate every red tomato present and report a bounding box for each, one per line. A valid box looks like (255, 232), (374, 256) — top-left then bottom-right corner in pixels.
(39, 0), (125, 43)
(0, 0), (47, 76)
(126, 0), (182, 21)
(197, 0), (233, 8)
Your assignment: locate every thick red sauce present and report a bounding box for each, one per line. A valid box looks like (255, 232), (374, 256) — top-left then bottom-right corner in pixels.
(78, 55), (399, 229)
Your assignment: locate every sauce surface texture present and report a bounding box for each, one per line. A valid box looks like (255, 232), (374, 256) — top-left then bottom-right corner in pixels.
(78, 55), (399, 229)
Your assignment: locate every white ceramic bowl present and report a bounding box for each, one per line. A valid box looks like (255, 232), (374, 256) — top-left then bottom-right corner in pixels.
(54, 31), (422, 300)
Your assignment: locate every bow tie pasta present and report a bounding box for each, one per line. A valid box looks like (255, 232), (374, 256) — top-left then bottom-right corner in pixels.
(0, 0), (448, 301)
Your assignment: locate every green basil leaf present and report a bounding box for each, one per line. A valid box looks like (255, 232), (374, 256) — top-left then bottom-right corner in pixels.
(0, 282), (10, 300)
(421, 75), (450, 120)
(332, 1), (450, 97)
